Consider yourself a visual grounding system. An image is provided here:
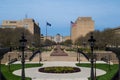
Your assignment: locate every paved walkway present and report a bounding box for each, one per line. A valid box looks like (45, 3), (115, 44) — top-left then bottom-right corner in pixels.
(13, 61), (106, 80)
(50, 45), (68, 56)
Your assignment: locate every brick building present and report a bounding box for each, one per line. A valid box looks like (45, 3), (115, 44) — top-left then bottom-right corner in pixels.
(1, 18), (40, 35)
(1, 18), (41, 46)
(71, 17), (94, 43)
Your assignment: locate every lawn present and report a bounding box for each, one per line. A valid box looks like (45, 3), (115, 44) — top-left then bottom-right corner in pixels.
(76, 63), (118, 80)
(1, 63), (118, 80)
(1, 63), (43, 80)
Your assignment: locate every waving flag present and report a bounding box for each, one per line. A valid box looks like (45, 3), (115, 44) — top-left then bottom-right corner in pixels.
(46, 22), (51, 26)
(71, 21), (74, 24)
(71, 21), (76, 27)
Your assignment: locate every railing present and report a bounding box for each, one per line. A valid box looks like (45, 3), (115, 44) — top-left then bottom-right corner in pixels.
(29, 50), (41, 61)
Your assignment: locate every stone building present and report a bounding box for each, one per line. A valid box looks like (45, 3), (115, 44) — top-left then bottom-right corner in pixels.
(1, 18), (41, 46)
(42, 35), (70, 44)
(54, 34), (63, 43)
(64, 36), (70, 41)
(71, 17), (94, 43)
(1, 18), (40, 35)
(43, 36), (53, 41)
(113, 26), (120, 34)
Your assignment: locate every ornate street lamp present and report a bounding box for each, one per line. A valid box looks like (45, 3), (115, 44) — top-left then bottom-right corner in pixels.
(19, 33), (27, 80)
(88, 33), (96, 80)
(83, 41), (86, 48)
(106, 47), (120, 80)
(39, 51), (42, 64)
(8, 54), (11, 71)
(78, 51), (80, 64)
(76, 45), (78, 61)
(94, 54), (97, 80)
(108, 54), (111, 71)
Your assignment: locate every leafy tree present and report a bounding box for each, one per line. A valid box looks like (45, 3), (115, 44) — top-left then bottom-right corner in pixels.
(43, 39), (55, 46)
(75, 36), (86, 46)
(62, 39), (72, 46)
(74, 28), (120, 50)
(0, 28), (33, 48)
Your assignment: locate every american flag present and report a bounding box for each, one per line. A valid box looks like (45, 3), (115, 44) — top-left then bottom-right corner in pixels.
(71, 21), (76, 27)
(71, 21), (74, 24)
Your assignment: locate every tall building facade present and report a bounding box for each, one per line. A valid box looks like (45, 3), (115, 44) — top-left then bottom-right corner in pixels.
(42, 34), (68, 43)
(1, 18), (41, 46)
(1, 18), (40, 35)
(113, 26), (120, 34)
(71, 17), (94, 43)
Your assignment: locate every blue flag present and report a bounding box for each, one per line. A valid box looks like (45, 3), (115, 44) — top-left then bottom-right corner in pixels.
(71, 21), (74, 24)
(46, 22), (51, 26)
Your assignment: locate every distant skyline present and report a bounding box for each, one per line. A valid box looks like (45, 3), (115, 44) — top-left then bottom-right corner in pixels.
(0, 0), (120, 36)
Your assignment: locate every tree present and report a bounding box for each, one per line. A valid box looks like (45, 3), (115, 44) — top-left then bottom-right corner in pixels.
(44, 39), (54, 46)
(0, 28), (33, 48)
(33, 34), (40, 47)
(74, 28), (120, 50)
(62, 39), (72, 46)
(75, 36), (86, 46)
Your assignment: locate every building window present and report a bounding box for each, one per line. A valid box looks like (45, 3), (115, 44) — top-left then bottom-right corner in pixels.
(24, 24), (29, 29)
(9, 21), (17, 23)
(3, 26), (16, 28)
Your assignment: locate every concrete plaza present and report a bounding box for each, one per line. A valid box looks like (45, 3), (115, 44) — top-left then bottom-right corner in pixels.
(13, 61), (106, 80)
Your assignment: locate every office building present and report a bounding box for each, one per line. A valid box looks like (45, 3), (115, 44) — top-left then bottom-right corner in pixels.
(71, 17), (94, 43)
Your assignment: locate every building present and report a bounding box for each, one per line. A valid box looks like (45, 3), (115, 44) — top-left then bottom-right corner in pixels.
(1, 18), (40, 35)
(113, 26), (120, 34)
(64, 36), (70, 41)
(42, 34), (66, 43)
(54, 34), (63, 43)
(43, 36), (53, 41)
(71, 17), (94, 43)
(1, 18), (41, 47)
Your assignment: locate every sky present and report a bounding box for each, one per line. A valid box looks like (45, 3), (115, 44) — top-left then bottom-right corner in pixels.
(0, 0), (120, 36)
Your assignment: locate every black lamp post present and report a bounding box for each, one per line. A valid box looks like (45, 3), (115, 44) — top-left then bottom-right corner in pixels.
(106, 47), (120, 80)
(88, 33), (96, 80)
(8, 54), (11, 71)
(19, 33), (27, 80)
(78, 51), (80, 64)
(83, 41), (86, 48)
(76, 45), (78, 61)
(39, 51), (42, 64)
(108, 54), (111, 71)
(94, 54), (97, 80)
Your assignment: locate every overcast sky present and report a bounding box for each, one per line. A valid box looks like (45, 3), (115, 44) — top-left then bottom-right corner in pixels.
(0, 0), (120, 36)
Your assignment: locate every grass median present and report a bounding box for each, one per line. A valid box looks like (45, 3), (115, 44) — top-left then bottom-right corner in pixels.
(1, 63), (43, 80)
(76, 63), (118, 80)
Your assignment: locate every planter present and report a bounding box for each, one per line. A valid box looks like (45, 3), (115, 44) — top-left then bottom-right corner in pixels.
(39, 66), (81, 73)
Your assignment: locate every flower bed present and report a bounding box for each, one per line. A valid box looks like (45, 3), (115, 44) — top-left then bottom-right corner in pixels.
(39, 66), (80, 73)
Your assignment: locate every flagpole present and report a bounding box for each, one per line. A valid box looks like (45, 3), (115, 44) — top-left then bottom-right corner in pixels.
(70, 21), (72, 49)
(70, 21), (72, 42)
(45, 22), (47, 54)
(46, 22), (47, 41)
(45, 22), (51, 45)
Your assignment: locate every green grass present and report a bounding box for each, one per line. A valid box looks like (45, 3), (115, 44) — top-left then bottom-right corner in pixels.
(1, 63), (118, 80)
(76, 63), (118, 80)
(1, 63), (43, 80)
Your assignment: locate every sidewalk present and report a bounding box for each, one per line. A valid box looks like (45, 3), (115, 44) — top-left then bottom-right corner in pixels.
(13, 61), (106, 80)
